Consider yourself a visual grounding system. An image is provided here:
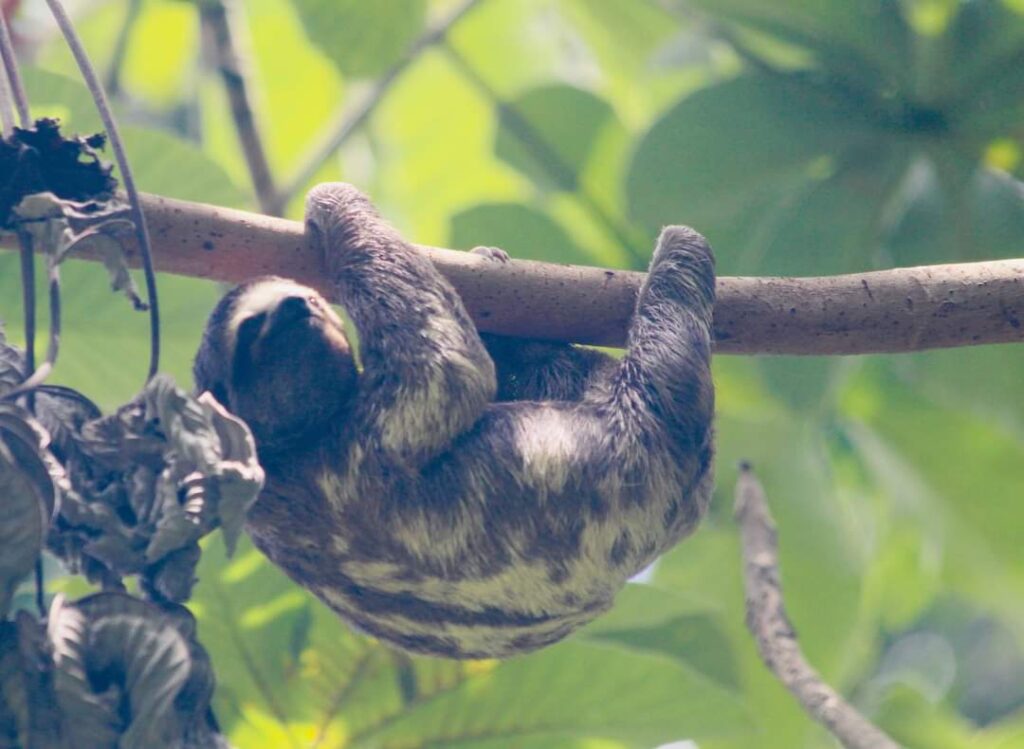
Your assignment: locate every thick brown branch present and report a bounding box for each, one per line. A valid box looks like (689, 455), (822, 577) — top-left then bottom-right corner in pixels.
(3, 192), (1023, 354)
(734, 465), (901, 749)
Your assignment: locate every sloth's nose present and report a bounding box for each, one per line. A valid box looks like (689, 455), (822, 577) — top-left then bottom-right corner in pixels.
(274, 295), (315, 326)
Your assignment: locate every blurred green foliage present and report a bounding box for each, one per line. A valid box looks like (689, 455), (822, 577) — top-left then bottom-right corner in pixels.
(3, 0), (1024, 746)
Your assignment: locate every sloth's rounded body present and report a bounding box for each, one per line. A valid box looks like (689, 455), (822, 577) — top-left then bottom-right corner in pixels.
(194, 184), (715, 658)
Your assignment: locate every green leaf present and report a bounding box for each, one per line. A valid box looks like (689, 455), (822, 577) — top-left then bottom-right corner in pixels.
(757, 356), (842, 415)
(20, 67), (103, 133)
(580, 584), (739, 689)
(19, 67), (247, 208)
(886, 160), (1024, 264)
(120, 126), (248, 208)
(290, 0), (427, 78)
(847, 364), (1024, 579)
(626, 75), (876, 237)
(450, 202), (597, 265)
(941, 1), (1024, 132)
(685, 0), (912, 86)
(351, 641), (751, 748)
(495, 84), (616, 192)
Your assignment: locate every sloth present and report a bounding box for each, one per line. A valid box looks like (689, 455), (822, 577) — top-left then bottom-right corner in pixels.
(193, 183), (716, 659)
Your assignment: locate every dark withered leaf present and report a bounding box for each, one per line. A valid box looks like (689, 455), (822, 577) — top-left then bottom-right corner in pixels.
(142, 544), (201, 603)
(0, 330), (26, 397)
(142, 377), (263, 559)
(0, 405), (62, 617)
(0, 611), (64, 749)
(47, 375), (262, 602)
(72, 593), (193, 748)
(0, 118), (116, 229)
(0, 621), (30, 748)
(46, 595), (121, 748)
(34, 385), (102, 464)
(198, 393), (264, 554)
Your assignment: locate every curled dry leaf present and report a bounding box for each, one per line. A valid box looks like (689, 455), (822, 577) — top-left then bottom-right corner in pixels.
(0, 329), (25, 396)
(0, 118), (116, 229)
(12, 190), (146, 310)
(50, 374), (264, 601)
(0, 404), (64, 618)
(2, 592), (226, 749)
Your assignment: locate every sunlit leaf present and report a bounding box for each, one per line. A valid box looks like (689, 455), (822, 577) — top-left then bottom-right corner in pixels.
(495, 84), (616, 192)
(450, 202), (596, 265)
(291, 0), (427, 78)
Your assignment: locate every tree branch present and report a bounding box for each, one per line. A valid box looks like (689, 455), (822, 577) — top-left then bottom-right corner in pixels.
(734, 464), (901, 749)
(2, 191), (1022, 354)
(199, 0), (278, 215)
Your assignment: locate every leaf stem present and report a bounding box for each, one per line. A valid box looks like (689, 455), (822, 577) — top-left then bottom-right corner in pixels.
(43, 0), (161, 383)
(0, 11), (29, 127)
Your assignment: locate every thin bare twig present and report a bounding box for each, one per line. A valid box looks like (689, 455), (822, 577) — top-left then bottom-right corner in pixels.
(44, 0), (161, 382)
(1, 18), (47, 616)
(3, 191), (1022, 355)
(734, 464), (901, 749)
(0, 57), (15, 133)
(274, 0), (485, 211)
(0, 10), (28, 126)
(199, 0), (278, 214)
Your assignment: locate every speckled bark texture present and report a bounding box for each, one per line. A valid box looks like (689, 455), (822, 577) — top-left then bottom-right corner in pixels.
(4, 190), (1023, 354)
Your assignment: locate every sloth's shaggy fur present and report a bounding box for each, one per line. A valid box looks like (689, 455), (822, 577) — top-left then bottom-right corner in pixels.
(194, 183), (716, 658)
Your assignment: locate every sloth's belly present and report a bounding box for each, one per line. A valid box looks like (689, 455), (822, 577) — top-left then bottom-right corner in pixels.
(312, 557), (618, 659)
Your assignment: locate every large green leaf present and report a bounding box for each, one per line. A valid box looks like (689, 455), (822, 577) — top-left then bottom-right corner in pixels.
(559, 0), (689, 121)
(450, 202), (597, 265)
(684, 0), (912, 86)
(290, 0), (427, 78)
(494, 84), (617, 192)
(349, 640), (751, 748)
(846, 364), (1024, 582)
(885, 160), (1024, 264)
(626, 75), (877, 237)
(941, 1), (1024, 132)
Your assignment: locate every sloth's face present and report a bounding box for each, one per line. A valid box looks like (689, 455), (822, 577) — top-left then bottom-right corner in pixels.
(199, 278), (357, 449)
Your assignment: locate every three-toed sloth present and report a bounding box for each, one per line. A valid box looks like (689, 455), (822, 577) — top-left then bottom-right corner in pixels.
(194, 183), (715, 659)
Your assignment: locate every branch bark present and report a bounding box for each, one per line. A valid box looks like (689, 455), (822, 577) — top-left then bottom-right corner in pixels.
(3, 191), (1023, 354)
(734, 464), (901, 749)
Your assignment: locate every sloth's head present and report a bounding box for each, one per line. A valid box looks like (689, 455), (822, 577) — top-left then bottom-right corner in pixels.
(194, 276), (357, 449)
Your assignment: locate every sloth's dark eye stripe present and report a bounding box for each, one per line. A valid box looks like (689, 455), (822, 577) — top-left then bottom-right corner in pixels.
(236, 313), (266, 351)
